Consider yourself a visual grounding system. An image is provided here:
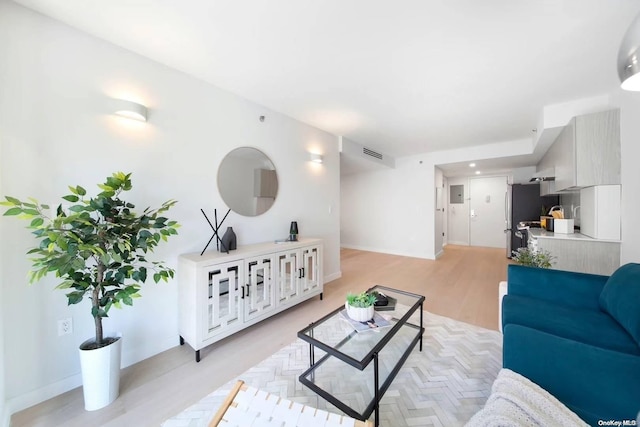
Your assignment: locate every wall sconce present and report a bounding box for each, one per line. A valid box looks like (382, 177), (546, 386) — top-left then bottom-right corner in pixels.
(309, 153), (323, 163)
(112, 99), (148, 122)
(618, 12), (640, 91)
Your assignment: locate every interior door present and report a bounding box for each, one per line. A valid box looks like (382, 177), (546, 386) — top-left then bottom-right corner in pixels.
(469, 176), (508, 248)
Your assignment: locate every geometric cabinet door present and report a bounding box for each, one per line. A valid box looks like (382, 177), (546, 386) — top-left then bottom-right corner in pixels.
(300, 245), (321, 296)
(203, 260), (244, 339)
(244, 255), (276, 322)
(275, 249), (301, 305)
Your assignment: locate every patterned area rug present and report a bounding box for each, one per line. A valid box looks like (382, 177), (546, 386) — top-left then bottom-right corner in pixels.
(162, 312), (502, 427)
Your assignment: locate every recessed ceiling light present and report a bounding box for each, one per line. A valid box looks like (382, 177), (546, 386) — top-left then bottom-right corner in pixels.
(475, 171), (481, 175)
(469, 163), (476, 167)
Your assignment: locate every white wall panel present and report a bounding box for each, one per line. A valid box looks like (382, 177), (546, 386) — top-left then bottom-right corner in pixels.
(618, 89), (640, 264)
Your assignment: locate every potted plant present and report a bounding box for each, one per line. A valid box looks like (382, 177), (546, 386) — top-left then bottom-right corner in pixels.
(511, 247), (555, 268)
(345, 291), (377, 322)
(1, 172), (179, 410)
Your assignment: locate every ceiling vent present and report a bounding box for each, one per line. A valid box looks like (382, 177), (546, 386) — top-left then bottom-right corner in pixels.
(339, 136), (395, 175)
(362, 147), (383, 160)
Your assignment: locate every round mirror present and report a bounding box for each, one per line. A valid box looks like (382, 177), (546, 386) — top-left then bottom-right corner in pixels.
(217, 147), (278, 217)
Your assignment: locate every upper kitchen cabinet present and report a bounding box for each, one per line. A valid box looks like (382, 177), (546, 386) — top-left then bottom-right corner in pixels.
(554, 109), (621, 191)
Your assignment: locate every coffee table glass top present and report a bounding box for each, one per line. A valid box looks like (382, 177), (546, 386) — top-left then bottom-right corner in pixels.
(298, 286), (424, 368)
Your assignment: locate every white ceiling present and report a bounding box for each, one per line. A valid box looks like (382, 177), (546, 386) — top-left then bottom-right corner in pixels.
(12, 0), (640, 174)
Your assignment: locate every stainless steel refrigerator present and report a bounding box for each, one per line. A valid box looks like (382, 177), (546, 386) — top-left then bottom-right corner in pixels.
(505, 183), (559, 258)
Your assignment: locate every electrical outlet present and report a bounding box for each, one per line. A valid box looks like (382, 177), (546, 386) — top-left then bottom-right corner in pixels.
(58, 318), (72, 336)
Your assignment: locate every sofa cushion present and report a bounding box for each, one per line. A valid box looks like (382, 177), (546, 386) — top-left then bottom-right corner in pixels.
(599, 263), (640, 345)
(503, 324), (640, 426)
(503, 294), (640, 355)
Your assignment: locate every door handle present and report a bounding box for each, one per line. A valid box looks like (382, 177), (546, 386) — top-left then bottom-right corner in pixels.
(241, 285), (245, 299)
(246, 283), (250, 297)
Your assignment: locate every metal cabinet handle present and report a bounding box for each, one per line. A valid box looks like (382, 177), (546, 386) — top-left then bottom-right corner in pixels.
(241, 285), (245, 299)
(246, 283), (250, 297)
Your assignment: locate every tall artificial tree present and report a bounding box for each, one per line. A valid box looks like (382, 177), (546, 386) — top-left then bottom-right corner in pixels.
(2, 172), (179, 348)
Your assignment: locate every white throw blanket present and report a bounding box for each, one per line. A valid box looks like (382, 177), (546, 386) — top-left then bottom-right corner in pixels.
(466, 369), (588, 427)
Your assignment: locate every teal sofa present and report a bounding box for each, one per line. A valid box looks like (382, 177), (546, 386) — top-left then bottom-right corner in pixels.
(502, 263), (640, 425)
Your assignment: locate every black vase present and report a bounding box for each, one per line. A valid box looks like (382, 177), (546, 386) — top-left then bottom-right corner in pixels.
(220, 227), (237, 252)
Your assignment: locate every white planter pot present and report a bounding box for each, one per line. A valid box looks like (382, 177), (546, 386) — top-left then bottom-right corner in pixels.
(78, 334), (122, 411)
(345, 303), (375, 322)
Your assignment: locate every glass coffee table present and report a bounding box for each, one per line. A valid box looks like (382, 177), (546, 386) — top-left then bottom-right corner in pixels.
(297, 286), (425, 427)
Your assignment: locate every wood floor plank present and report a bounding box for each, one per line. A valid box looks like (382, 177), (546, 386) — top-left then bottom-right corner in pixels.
(10, 245), (508, 426)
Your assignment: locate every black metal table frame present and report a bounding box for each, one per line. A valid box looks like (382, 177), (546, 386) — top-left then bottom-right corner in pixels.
(297, 286), (425, 427)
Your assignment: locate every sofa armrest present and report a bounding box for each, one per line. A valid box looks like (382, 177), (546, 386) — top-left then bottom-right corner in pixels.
(507, 265), (608, 310)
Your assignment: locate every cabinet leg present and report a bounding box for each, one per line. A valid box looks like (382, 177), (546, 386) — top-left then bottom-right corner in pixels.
(320, 292), (323, 301)
(179, 335), (184, 346)
(196, 350), (201, 363)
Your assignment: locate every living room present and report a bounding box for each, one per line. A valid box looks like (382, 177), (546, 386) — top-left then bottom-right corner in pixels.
(1, 1), (640, 426)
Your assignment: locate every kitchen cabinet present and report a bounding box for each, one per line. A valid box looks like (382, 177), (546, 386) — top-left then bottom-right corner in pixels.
(178, 238), (323, 362)
(555, 109), (620, 191)
(536, 109), (620, 195)
(580, 185), (621, 240)
(528, 229), (620, 275)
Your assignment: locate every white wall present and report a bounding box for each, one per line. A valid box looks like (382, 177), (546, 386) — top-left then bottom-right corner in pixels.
(0, 132), (7, 427)
(618, 89), (640, 264)
(0, 1), (340, 416)
(341, 155), (433, 258)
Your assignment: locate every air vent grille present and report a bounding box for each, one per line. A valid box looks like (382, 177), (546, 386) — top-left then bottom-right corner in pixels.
(362, 147), (383, 160)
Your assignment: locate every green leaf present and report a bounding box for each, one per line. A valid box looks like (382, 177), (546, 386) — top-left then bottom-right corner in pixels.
(76, 186), (86, 196)
(62, 195), (79, 203)
(5, 196), (21, 205)
(153, 273), (161, 283)
(4, 207), (22, 216)
(22, 208), (40, 216)
(67, 292), (84, 305)
(55, 281), (74, 290)
(30, 217), (44, 227)
(68, 205), (85, 213)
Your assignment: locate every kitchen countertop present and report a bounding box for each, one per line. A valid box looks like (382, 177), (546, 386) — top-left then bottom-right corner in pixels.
(528, 228), (621, 243)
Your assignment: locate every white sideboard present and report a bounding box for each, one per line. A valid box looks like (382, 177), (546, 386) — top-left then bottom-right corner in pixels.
(178, 238), (323, 362)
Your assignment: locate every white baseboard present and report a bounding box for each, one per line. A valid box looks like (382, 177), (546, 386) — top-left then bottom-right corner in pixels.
(6, 334), (178, 415)
(340, 244), (435, 260)
(446, 240), (469, 246)
(435, 249), (444, 259)
(324, 271), (342, 283)
(7, 373), (82, 415)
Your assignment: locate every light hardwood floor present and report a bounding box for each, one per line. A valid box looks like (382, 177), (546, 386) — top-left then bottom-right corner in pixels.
(11, 245), (509, 427)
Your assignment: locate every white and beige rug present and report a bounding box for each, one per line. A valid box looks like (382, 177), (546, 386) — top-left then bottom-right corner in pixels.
(162, 312), (502, 427)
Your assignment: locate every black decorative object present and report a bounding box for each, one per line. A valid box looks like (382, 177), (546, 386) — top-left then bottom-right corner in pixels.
(220, 227), (237, 252)
(289, 221), (299, 241)
(200, 208), (231, 255)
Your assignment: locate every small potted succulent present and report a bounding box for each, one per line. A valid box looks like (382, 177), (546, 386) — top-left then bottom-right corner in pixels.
(345, 291), (377, 322)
